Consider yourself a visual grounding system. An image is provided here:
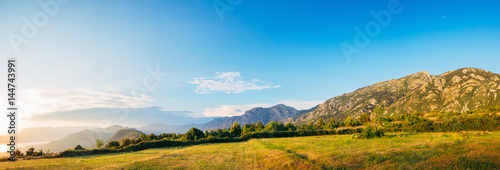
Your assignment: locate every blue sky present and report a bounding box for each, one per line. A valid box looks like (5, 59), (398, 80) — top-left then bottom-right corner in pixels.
(1, 0), (500, 129)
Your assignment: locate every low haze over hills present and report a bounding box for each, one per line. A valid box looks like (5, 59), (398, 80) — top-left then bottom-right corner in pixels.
(30, 125), (135, 153)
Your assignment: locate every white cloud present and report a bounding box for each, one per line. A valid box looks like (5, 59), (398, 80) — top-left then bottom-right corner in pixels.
(188, 72), (281, 94)
(203, 103), (272, 117)
(20, 88), (154, 117)
(203, 100), (323, 117)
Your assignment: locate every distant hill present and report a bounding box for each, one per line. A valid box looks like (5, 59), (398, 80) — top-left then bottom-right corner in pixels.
(139, 123), (194, 134)
(0, 126), (93, 144)
(30, 125), (136, 153)
(292, 68), (500, 125)
(104, 129), (141, 144)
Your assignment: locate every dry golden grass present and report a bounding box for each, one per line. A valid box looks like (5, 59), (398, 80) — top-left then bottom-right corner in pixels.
(1, 132), (499, 169)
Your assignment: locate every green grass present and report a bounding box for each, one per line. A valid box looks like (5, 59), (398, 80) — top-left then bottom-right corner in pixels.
(2, 132), (499, 169)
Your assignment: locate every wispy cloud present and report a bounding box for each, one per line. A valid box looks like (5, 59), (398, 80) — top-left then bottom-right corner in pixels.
(188, 72), (281, 94)
(203, 100), (323, 117)
(21, 88), (154, 116)
(26, 107), (214, 126)
(203, 103), (271, 117)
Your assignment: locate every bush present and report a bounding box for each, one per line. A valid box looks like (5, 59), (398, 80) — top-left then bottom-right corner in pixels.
(106, 141), (120, 149)
(344, 116), (361, 127)
(353, 126), (384, 139)
(121, 138), (133, 147)
(182, 127), (205, 141)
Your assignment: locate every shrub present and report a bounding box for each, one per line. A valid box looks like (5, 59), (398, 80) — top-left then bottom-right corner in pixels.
(106, 141), (120, 149)
(121, 138), (133, 147)
(182, 127), (205, 141)
(353, 126), (384, 139)
(345, 116), (361, 127)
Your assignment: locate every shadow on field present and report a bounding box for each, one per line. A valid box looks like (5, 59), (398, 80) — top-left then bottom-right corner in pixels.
(385, 133), (418, 138)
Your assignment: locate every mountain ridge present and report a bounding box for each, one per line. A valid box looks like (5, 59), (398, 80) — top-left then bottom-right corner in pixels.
(291, 68), (500, 125)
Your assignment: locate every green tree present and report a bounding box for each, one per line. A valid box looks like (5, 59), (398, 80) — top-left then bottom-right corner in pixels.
(148, 133), (158, 141)
(74, 144), (85, 150)
(265, 121), (284, 132)
(216, 129), (232, 138)
(374, 117), (389, 125)
(284, 122), (296, 131)
(242, 124), (256, 134)
(229, 121), (242, 136)
(345, 116), (360, 127)
(121, 138), (132, 147)
(95, 139), (104, 149)
(359, 113), (371, 123)
(316, 118), (325, 129)
(139, 132), (149, 142)
(301, 121), (314, 131)
(256, 121), (265, 131)
(183, 127), (205, 140)
(106, 141), (120, 149)
(325, 118), (340, 129)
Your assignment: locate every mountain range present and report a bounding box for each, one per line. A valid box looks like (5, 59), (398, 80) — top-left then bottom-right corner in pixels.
(28, 125), (140, 153)
(198, 104), (314, 130)
(291, 68), (500, 125)
(138, 104), (315, 134)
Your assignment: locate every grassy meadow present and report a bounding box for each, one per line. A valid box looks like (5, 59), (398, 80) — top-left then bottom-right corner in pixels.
(1, 132), (499, 169)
